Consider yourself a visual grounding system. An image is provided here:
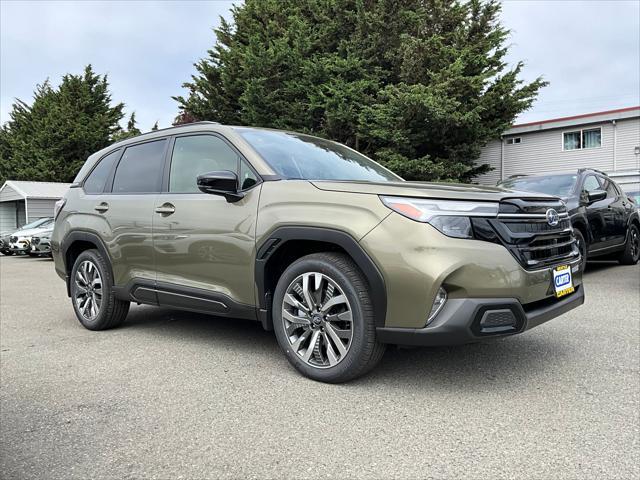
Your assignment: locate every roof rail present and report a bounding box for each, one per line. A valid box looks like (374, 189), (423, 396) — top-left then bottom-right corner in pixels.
(110, 120), (223, 146)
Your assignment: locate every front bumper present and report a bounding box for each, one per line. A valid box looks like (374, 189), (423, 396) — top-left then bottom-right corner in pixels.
(9, 242), (30, 253)
(376, 285), (584, 345)
(31, 243), (52, 254)
(360, 212), (584, 330)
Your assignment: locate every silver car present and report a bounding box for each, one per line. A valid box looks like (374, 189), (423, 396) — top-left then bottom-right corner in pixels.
(7, 218), (54, 255)
(29, 229), (53, 257)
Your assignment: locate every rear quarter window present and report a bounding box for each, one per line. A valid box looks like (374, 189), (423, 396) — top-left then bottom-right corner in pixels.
(83, 150), (121, 194)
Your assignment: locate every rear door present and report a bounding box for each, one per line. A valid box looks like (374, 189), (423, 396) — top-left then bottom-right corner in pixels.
(598, 176), (627, 246)
(99, 139), (168, 289)
(152, 133), (262, 312)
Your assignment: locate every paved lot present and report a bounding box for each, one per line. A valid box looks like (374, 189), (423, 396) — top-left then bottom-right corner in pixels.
(1, 255), (638, 479)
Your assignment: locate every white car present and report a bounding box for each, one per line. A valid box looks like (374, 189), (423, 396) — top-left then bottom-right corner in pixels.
(8, 218), (54, 255)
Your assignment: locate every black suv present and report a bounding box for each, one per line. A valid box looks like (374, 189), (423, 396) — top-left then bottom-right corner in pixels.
(499, 169), (640, 268)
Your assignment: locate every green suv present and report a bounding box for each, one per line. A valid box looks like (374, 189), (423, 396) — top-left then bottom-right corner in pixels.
(51, 123), (584, 382)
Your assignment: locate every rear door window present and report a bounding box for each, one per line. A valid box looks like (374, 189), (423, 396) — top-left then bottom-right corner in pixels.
(112, 140), (167, 193)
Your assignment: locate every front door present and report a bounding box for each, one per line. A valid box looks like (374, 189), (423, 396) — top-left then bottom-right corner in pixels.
(152, 133), (261, 311)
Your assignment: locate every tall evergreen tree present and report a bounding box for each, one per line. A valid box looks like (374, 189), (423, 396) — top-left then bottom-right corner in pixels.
(112, 112), (142, 142)
(0, 65), (124, 184)
(174, 0), (546, 182)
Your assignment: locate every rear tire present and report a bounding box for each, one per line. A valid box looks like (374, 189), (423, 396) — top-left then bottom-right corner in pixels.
(618, 223), (640, 265)
(70, 249), (129, 330)
(272, 252), (386, 383)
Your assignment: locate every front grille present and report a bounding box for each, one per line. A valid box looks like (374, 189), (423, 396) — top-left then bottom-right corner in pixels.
(473, 198), (579, 270)
(10, 236), (17, 243)
(32, 237), (41, 245)
(503, 218), (571, 233)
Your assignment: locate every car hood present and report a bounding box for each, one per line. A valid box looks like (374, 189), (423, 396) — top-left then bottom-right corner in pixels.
(310, 180), (558, 202)
(12, 226), (53, 237)
(34, 229), (53, 238)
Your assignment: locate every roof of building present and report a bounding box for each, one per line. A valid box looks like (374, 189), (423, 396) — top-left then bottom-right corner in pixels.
(0, 180), (71, 200)
(506, 105), (640, 136)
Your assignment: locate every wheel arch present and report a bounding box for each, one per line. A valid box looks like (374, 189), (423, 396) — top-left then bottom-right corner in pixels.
(571, 216), (590, 242)
(61, 231), (113, 297)
(255, 227), (387, 330)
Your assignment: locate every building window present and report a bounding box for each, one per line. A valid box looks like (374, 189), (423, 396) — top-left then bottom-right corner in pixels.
(583, 128), (601, 148)
(563, 127), (601, 151)
(506, 137), (521, 145)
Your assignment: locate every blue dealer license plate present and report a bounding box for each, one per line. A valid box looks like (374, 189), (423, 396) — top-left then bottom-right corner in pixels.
(553, 265), (574, 298)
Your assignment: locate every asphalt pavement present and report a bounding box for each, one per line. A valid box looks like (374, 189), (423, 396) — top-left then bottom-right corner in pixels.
(1, 255), (638, 479)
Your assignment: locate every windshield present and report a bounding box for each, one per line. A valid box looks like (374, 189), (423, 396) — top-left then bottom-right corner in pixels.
(236, 128), (401, 182)
(499, 174), (577, 197)
(20, 217), (53, 230)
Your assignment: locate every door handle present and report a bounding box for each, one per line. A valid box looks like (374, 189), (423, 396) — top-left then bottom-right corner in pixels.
(94, 202), (109, 213)
(155, 203), (176, 215)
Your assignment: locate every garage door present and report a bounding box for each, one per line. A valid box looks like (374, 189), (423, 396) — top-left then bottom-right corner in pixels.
(0, 201), (19, 233)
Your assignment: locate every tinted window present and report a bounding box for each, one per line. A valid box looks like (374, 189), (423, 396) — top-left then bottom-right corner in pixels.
(237, 128), (401, 182)
(239, 159), (258, 190)
(84, 150), (120, 194)
(112, 140), (166, 193)
(583, 175), (601, 192)
(169, 135), (240, 193)
(499, 174), (577, 197)
(602, 178), (620, 198)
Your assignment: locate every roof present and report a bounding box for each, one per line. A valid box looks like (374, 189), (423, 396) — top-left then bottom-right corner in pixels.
(0, 180), (71, 199)
(506, 106), (640, 136)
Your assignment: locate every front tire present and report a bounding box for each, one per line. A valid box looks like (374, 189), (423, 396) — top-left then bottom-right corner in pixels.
(574, 229), (587, 272)
(70, 249), (129, 330)
(618, 223), (640, 265)
(272, 252), (386, 383)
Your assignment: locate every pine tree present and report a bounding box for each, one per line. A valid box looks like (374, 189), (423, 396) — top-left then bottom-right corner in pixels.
(151, 121), (159, 131)
(174, 0), (546, 182)
(0, 65), (124, 184)
(112, 112), (143, 142)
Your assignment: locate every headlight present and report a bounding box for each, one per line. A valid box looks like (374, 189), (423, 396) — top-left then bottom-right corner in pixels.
(380, 196), (499, 239)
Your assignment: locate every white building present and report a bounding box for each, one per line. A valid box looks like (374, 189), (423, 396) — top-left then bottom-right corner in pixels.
(0, 181), (70, 233)
(474, 106), (640, 194)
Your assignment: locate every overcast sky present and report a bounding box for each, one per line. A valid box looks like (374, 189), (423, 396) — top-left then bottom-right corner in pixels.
(1, 0), (639, 131)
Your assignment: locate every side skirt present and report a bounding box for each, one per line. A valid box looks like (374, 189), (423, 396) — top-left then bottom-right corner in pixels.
(113, 278), (258, 321)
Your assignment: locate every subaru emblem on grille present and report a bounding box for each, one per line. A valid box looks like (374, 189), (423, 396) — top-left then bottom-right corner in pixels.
(546, 208), (559, 226)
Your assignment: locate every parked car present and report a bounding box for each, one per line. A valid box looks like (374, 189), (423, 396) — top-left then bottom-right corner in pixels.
(29, 229), (53, 257)
(51, 123), (584, 383)
(498, 169), (640, 268)
(1, 217), (53, 255)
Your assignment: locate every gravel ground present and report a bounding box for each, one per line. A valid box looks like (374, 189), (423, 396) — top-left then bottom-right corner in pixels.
(1, 255), (638, 479)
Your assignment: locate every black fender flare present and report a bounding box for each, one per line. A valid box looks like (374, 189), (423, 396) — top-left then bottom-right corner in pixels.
(255, 226), (387, 327)
(60, 230), (114, 296)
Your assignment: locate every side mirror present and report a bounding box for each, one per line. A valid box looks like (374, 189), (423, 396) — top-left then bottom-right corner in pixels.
(197, 171), (244, 203)
(587, 189), (607, 204)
